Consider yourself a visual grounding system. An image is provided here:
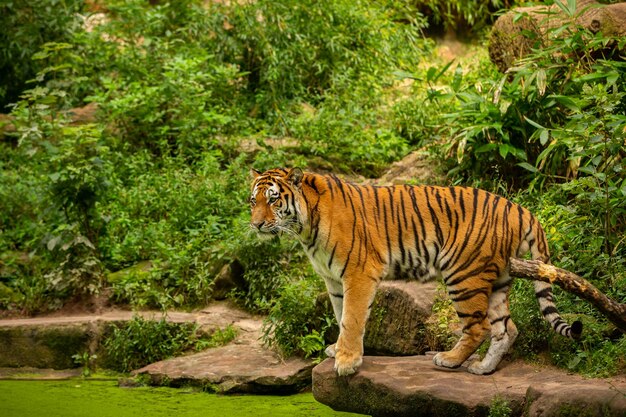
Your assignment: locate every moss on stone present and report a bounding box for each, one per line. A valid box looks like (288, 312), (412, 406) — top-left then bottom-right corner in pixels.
(0, 324), (93, 369)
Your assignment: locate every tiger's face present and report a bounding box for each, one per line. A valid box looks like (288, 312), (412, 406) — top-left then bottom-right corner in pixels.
(249, 168), (304, 238)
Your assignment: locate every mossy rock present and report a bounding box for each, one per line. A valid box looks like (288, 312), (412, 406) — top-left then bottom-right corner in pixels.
(0, 324), (93, 369)
(0, 282), (19, 303)
(107, 260), (153, 284)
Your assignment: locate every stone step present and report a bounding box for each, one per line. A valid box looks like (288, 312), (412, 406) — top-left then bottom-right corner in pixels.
(0, 302), (254, 370)
(312, 355), (626, 417)
(134, 343), (314, 394)
(0, 302), (315, 394)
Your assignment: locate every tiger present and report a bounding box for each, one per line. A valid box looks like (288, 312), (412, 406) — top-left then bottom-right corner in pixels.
(249, 167), (582, 376)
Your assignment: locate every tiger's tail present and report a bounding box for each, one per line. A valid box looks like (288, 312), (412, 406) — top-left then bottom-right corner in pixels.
(527, 220), (583, 340)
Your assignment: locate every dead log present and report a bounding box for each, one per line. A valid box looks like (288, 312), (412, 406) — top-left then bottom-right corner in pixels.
(489, 0), (626, 72)
(510, 258), (626, 334)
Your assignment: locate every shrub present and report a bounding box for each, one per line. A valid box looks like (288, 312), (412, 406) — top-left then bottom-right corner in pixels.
(438, 6), (626, 186)
(261, 272), (334, 358)
(85, 1), (245, 157)
(213, 0), (427, 113)
(102, 315), (235, 373)
(100, 152), (252, 309)
(291, 93), (409, 177)
(0, 44), (109, 311)
(488, 394), (512, 417)
(416, 0), (509, 35)
(509, 189), (626, 377)
(0, 0), (84, 109)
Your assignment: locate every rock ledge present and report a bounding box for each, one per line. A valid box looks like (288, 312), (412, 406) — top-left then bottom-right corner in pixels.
(313, 355), (626, 417)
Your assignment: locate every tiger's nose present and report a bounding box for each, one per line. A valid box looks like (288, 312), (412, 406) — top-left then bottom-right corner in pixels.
(251, 220), (265, 230)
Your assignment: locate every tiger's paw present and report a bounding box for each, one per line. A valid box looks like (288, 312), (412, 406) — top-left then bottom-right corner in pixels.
(467, 361), (496, 375)
(432, 352), (463, 369)
(333, 350), (362, 376)
(324, 344), (336, 358)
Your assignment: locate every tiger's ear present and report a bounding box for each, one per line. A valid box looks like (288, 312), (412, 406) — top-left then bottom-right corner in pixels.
(250, 169), (262, 180)
(287, 167), (303, 188)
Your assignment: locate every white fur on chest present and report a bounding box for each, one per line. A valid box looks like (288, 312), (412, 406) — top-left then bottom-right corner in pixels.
(304, 245), (340, 282)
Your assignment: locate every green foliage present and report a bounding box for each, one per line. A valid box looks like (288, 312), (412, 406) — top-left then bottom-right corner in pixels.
(102, 316), (233, 373)
(488, 395), (512, 417)
(0, 45), (107, 312)
(508, 189), (626, 377)
(215, 0), (427, 112)
(424, 285), (460, 351)
(101, 153), (251, 309)
(262, 273), (334, 358)
(434, 8), (626, 187)
(84, 1), (243, 158)
(0, 0), (84, 108)
(72, 351), (98, 378)
(415, 0), (508, 35)
(291, 92), (409, 176)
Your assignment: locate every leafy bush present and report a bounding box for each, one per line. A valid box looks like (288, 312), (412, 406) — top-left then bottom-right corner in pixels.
(414, 0), (509, 35)
(439, 8), (626, 185)
(102, 315), (235, 373)
(488, 394), (512, 417)
(291, 92), (409, 177)
(83, 1), (244, 158)
(213, 0), (427, 113)
(261, 273), (334, 358)
(100, 153), (252, 309)
(0, 44), (109, 312)
(0, 0), (84, 109)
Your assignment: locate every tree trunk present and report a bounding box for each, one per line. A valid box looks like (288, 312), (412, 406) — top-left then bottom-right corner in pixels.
(510, 258), (626, 334)
(489, 0), (626, 72)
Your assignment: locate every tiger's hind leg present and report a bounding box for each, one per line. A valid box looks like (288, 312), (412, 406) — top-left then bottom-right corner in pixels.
(433, 276), (491, 369)
(468, 274), (518, 375)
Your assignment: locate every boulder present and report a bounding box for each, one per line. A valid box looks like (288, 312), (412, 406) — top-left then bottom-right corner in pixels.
(374, 150), (442, 186)
(312, 355), (626, 417)
(211, 260), (246, 300)
(0, 302), (315, 394)
(106, 260), (153, 284)
(318, 281), (442, 355)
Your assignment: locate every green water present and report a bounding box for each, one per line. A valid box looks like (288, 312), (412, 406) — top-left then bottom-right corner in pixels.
(0, 380), (362, 417)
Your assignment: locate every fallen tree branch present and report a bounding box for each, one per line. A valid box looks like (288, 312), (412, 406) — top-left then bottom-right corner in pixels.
(510, 258), (626, 334)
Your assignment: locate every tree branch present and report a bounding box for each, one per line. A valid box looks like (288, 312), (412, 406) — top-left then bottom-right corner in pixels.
(510, 258), (626, 333)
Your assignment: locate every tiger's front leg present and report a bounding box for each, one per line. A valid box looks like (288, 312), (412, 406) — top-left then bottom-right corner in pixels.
(322, 275), (344, 359)
(333, 269), (380, 376)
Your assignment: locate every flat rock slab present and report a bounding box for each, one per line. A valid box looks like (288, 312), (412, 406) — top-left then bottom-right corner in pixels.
(134, 342), (315, 394)
(313, 355), (626, 417)
(0, 301), (256, 331)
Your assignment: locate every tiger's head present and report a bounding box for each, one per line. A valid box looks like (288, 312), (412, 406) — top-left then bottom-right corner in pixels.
(249, 168), (305, 238)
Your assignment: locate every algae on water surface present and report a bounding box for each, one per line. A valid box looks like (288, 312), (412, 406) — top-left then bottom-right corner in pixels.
(0, 380), (362, 417)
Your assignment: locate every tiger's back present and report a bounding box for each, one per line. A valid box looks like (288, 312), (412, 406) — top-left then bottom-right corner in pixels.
(250, 168), (580, 376)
